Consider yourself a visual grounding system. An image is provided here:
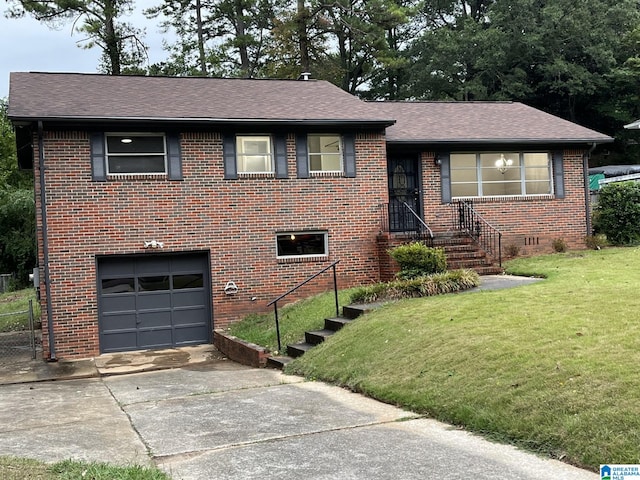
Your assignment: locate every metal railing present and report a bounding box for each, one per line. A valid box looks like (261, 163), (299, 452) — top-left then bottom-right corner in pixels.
(452, 201), (502, 266)
(0, 299), (37, 362)
(267, 260), (340, 352)
(379, 202), (435, 246)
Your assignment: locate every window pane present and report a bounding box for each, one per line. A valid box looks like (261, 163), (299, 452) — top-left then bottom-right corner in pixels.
(173, 274), (204, 289)
(107, 135), (165, 154)
(451, 153), (476, 168)
(525, 181), (551, 195)
(138, 276), (170, 292)
(480, 153), (520, 169)
(108, 155), (166, 174)
(237, 136), (272, 172)
(524, 153), (549, 168)
(308, 134), (342, 172)
(277, 233), (327, 257)
(451, 183), (478, 197)
(102, 278), (135, 294)
(483, 181), (522, 196)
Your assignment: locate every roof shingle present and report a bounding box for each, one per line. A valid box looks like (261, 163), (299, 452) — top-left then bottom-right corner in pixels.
(375, 101), (612, 144)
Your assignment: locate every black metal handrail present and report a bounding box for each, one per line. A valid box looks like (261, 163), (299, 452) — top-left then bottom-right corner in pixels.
(266, 260), (340, 352)
(453, 201), (502, 266)
(402, 201), (434, 239)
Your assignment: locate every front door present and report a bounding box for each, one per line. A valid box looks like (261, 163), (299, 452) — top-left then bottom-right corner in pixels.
(388, 156), (421, 232)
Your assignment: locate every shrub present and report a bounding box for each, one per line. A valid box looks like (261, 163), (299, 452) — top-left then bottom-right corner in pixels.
(388, 242), (447, 279)
(504, 244), (520, 257)
(350, 269), (480, 303)
(584, 234), (608, 250)
(552, 238), (567, 253)
(593, 181), (640, 245)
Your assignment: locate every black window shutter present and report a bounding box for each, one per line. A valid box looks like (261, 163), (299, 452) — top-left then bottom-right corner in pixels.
(274, 134), (288, 179)
(296, 134), (309, 179)
(343, 134), (356, 178)
(166, 133), (183, 180)
(552, 151), (565, 199)
(223, 134), (238, 180)
(440, 152), (451, 203)
(90, 133), (107, 181)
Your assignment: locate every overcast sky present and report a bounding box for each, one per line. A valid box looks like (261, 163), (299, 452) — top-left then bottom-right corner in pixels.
(0, 2), (169, 99)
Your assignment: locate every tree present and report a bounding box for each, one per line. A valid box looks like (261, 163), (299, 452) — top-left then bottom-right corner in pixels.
(6, 0), (147, 75)
(594, 181), (640, 244)
(0, 100), (35, 288)
(146, 0), (280, 77)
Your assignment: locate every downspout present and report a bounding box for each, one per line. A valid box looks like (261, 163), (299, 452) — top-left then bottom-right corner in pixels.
(583, 142), (597, 236)
(38, 121), (56, 361)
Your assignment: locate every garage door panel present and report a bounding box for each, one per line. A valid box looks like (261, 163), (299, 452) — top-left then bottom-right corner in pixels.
(138, 329), (173, 348)
(173, 290), (205, 307)
(172, 308), (207, 326)
(102, 331), (139, 353)
(101, 313), (137, 331)
(101, 295), (136, 313)
(98, 253), (211, 353)
(174, 325), (210, 345)
(138, 311), (172, 328)
(137, 293), (171, 310)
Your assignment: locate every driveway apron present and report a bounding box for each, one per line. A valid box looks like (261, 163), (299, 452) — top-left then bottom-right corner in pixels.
(1, 361), (598, 479)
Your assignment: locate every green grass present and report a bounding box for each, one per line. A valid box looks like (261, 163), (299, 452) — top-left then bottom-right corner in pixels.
(229, 289), (355, 354)
(278, 247), (640, 471)
(0, 288), (40, 332)
(0, 457), (170, 480)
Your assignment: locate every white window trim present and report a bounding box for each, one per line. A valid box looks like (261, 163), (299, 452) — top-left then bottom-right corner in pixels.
(236, 135), (274, 174)
(308, 134), (343, 174)
(276, 231), (329, 259)
(105, 133), (167, 176)
(451, 151), (554, 199)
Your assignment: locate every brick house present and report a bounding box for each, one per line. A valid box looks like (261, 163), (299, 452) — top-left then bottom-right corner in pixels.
(8, 72), (611, 360)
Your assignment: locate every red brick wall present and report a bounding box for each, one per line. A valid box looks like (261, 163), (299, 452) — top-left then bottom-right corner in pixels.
(34, 130), (388, 358)
(418, 149), (589, 255)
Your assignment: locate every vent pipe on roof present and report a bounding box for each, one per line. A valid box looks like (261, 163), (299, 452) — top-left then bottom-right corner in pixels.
(297, 72), (311, 81)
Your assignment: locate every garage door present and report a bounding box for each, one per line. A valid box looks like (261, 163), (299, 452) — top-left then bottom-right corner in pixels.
(98, 253), (212, 353)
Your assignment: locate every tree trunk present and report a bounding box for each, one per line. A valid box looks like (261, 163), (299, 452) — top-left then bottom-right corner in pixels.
(195, 0), (208, 76)
(104, 0), (121, 75)
(297, 0), (310, 73)
(234, 0), (251, 77)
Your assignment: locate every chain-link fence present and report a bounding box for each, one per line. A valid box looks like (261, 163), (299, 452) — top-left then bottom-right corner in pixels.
(0, 300), (37, 362)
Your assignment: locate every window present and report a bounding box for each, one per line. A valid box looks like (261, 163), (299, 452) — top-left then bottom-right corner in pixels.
(308, 134), (342, 172)
(276, 232), (328, 258)
(105, 134), (167, 175)
(450, 152), (552, 198)
(236, 136), (273, 173)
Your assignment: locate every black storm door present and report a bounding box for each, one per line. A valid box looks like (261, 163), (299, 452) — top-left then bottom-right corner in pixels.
(388, 156), (421, 232)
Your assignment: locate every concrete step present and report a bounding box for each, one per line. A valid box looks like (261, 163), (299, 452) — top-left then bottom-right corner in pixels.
(267, 356), (294, 369)
(305, 329), (335, 345)
(287, 342), (314, 358)
(325, 316), (354, 330)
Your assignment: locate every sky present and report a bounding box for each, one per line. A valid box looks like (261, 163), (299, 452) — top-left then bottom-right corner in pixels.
(0, 2), (170, 99)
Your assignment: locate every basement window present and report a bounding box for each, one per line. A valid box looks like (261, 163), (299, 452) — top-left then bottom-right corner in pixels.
(276, 232), (328, 258)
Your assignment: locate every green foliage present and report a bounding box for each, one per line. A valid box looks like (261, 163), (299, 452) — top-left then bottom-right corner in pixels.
(584, 234), (608, 250)
(349, 269), (480, 302)
(0, 189), (36, 287)
(288, 248), (640, 469)
(594, 181), (640, 244)
(388, 242), (447, 279)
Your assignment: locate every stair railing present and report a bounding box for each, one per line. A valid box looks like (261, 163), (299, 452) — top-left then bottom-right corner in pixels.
(402, 201), (434, 245)
(453, 201), (503, 267)
(266, 260), (340, 352)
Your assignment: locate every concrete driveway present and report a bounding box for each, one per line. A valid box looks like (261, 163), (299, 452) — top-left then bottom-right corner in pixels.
(0, 359), (597, 480)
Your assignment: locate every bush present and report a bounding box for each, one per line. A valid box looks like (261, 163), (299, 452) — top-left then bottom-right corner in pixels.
(388, 242), (447, 279)
(552, 238), (567, 253)
(593, 181), (640, 245)
(0, 189), (36, 288)
(585, 234), (608, 250)
(350, 269), (480, 303)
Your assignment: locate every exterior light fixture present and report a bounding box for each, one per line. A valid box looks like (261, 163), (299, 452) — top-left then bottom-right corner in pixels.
(434, 155), (442, 166)
(143, 240), (164, 249)
(290, 234), (296, 240)
(495, 154), (513, 174)
(120, 138), (133, 144)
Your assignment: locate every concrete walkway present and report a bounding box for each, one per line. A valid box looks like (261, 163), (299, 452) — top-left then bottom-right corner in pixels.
(0, 359), (597, 479)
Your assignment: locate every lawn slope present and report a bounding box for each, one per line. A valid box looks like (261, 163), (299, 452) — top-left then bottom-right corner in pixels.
(287, 248), (640, 470)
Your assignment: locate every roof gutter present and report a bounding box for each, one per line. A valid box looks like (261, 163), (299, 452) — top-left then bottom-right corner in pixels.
(37, 121), (56, 361)
(584, 142), (598, 237)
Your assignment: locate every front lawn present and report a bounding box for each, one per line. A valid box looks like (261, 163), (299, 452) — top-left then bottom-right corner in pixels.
(284, 248), (640, 471)
(0, 288), (39, 333)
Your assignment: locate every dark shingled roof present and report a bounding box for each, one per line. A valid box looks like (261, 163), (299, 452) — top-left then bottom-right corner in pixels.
(375, 101), (613, 145)
(8, 72), (394, 126)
